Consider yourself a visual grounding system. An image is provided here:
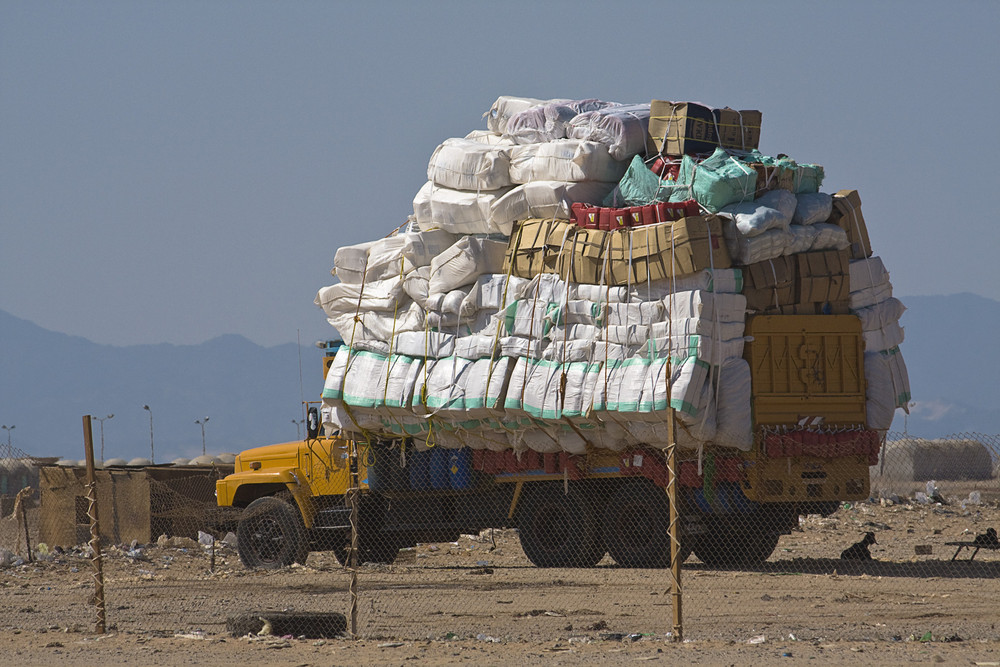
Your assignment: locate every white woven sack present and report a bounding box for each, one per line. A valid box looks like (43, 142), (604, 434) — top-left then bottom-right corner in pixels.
(429, 235), (509, 294)
(412, 181), (512, 235)
(793, 192), (834, 225)
(508, 139), (628, 184)
(715, 358), (753, 451)
(719, 189), (797, 238)
(490, 180), (616, 230)
(661, 290), (747, 323)
(427, 138), (512, 191)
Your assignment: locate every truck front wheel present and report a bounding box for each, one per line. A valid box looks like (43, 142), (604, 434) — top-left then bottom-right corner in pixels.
(237, 496), (308, 569)
(517, 484), (604, 568)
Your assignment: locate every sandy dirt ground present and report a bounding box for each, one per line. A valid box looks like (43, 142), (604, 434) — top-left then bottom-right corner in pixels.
(3, 481), (1000, 665)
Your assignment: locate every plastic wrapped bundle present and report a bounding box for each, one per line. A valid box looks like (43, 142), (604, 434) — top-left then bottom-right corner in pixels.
(334, 229), (458, 284)
(428, 235), (509, 294)
(792, 192), (833, 225)
(670, 148), (757, 213)
(566, 103), (651, 161)
(484, 95), (561, 134)
(427, 138), (512, 191)
(505, 98), (616, 144)
(718, 189), (797, 237)
(722, 219), (790, 265)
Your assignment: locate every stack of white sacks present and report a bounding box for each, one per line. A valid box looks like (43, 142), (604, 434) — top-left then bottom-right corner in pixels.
(317, 94), (908, 454)
(848, 256), (910, 430)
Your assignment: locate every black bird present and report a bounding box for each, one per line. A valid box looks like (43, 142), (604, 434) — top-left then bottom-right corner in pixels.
(840, 532), (877, 560)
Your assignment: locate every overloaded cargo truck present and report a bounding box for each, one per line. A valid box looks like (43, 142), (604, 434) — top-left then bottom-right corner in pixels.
(216, 96), (906, 570)
(217, 316), (879, 570)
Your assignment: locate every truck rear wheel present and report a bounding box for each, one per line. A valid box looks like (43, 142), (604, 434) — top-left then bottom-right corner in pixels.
(237, 496), (308, 569)
(517, 484), (604, 568)
(693, 527), (779, 567)
(603, 479), (680, 568)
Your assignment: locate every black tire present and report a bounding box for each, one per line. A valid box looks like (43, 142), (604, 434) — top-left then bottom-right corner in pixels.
(237, 496), (308, 569)
(226, 610), (347, 638)
(603, 478), (680, 568)
(693, 526), (780, 567)
(517, 483), (604, 568)
(331, 532), (406, 566)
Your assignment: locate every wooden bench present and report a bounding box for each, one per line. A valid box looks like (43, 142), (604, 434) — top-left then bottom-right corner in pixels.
(945, 541), (1000, 561)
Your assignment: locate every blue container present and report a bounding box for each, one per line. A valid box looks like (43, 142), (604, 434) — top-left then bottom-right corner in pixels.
(363, 449), (383, 491)
(449, 448), (473, 490)
(408, 449), (432, 491)
(429, 447), (450, 490)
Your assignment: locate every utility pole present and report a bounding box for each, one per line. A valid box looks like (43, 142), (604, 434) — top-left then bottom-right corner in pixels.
(195, 417), (210, 456)
(93, 414), (114, 462)
(143, 405), (154, 463)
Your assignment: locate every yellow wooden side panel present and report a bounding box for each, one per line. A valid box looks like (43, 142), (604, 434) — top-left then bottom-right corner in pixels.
(745, 315), (866, 427)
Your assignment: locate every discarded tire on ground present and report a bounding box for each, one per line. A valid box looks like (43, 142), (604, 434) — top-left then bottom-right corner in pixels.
(226, 610), (347, 638)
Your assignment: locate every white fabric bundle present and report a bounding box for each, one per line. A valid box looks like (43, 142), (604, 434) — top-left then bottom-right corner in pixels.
(454, 334), (499, 360)
(661, 290), (747, 323)
(649, 317), (746, 341)
(566, 103), (651, 161)
(865, 346), (911, 430)
(500, 335), (547, 359)
(806, 223), (850, 252)
(427, 138), (512, 191)
(640, 333), (747, 366)
(316, 277), (407, 316)
(714, 358), (753, 450)
(603, 300), (665, 327)
(402, 266), (430, 308)
(793, 192), (834, 225)
(428, 235), (509, 294)
(491, 180), (616, 230)
(849, 257), (893, 309)
(325, 301), (425, 344)
(784, 224), (818, 255)
(602, 323), (650, 346)
(394, 331), (456, 359)
(333, 229), (459, 284)
(853, 296), (906, 331)
(504, 98), (615, 144)
(507, 140), (628, 183)
(464, 129), (517, 147)
(459, 274), (526, 317)
(541, 338), (596, 363)
(863, 321), (905, 353)
(849, 256), (890, 294)
(505, 357), (601, 420)
(484, 95), (560, 134)
(502, 299), (556, 337)
(412, 181), (513, 235)
(718, 189), (796, 237)
(722, 219), (790, 265)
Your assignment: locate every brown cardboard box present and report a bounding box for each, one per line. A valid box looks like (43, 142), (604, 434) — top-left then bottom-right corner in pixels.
(742, 256), (796, 311)
(609, 215), (731, 284)
(796, 249), (851, 304)
(507, 216), (730, 286)
(647, 101), (762, 156)
(828, 189), (873, 259)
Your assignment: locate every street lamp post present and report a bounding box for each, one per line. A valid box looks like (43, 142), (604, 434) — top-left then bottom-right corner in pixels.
(143, 405), (154, 463)
(93, 414), (114, 462)
(1, 425), (13, 448)
(195, 417), (210, 456)
(292, 418), (305, 439)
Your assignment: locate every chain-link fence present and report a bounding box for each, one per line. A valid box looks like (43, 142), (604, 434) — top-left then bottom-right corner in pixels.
(2, 431), (999, 644)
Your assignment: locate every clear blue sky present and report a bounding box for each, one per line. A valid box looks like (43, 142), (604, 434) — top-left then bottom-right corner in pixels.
(2, 1), (997, 348)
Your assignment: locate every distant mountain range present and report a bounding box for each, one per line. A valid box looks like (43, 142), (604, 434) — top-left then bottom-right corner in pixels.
(1, 293), (997, 462)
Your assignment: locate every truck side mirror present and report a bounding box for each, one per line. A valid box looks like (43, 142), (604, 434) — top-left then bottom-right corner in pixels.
(307, 407), (320, 440)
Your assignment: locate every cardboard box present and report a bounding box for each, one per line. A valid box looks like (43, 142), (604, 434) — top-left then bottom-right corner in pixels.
(828, 189), (873, 259)
(506, 215), (730, 286)
(609, 215), (731, 285)
(742, 256), (796, 311)
(764, 301), (851, 316)
(796, 249), (851, 304)
(647, 101), (762, 156)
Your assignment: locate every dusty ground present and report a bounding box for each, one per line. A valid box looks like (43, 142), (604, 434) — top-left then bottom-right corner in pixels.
(3, 480), (1000, 664)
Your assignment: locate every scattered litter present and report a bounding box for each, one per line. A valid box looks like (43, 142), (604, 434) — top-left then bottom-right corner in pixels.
(476, 633), (501, 643)
(747, 634), (766, 644)
(378, 642), (404, 648)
